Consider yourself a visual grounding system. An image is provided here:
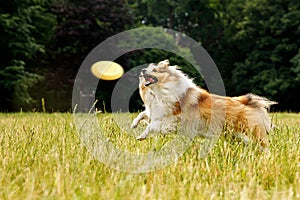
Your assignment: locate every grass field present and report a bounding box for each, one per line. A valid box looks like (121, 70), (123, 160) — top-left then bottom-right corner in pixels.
(0, 112), (299, 199)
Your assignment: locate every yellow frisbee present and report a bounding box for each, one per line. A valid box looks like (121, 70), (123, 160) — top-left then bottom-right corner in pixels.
(91, 61), (124, 80)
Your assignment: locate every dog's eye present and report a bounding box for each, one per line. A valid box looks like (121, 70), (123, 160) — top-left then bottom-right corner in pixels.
(152, 69), (158, 72)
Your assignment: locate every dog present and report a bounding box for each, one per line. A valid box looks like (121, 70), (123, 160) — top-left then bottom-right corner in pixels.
(131, 59), (277, 149)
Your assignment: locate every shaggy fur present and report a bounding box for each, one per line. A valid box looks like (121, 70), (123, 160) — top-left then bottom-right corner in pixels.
(131, 60), (277, 149)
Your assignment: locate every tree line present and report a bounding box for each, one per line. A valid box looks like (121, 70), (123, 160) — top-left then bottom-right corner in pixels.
(0, 0), (299, 112)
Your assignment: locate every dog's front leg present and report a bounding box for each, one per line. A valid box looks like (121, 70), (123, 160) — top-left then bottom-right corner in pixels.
(131, 111), (148, 129)
(136, 120), (162, 140)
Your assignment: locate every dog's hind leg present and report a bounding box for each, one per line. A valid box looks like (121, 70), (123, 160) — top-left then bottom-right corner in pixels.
(252, 125), (268, 149)
(235, 132), (250, 145)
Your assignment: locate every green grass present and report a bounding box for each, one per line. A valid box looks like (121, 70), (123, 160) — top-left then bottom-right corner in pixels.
(0, 112), (299, 199)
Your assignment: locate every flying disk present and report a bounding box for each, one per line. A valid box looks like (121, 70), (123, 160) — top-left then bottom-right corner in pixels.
(91, 61), (124, 80)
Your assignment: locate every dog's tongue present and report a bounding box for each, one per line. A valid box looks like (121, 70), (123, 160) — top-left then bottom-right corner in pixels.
(147, 77), (155, 83)
(145, 77), (155, 86)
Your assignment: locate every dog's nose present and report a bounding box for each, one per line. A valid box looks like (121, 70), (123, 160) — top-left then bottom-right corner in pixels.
(141, 69), (147, 74)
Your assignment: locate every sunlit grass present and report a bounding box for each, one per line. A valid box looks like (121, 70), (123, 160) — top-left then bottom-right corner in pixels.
(0, 112), (299, 199)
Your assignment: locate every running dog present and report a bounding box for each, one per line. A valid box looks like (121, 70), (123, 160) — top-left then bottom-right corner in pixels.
(131, 60), (277, 149)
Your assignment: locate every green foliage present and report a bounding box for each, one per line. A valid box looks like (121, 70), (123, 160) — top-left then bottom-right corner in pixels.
(0, 0), (299, 111)
(36, 0), (135, 111)
(0, 0), (55, 63)
(127, 0), (222, 51)
(0, 0), (55, 111)
(216, 0), (300, 110)
(0, 61), (43, 111)
(291, 49), (300, 82)
(50, 0), (133, 57)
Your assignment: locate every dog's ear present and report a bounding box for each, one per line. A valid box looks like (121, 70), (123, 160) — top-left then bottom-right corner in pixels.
(158, 59), (170, 68)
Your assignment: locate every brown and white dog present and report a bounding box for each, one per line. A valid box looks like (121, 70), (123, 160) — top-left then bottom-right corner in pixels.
(131, 60), (277, 149)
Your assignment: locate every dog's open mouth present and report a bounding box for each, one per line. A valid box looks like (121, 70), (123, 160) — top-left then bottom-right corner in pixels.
(144, 74), (158, 86)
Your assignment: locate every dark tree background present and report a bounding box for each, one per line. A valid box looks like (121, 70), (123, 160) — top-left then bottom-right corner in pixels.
(36, 0), (134, 111)
(0, 0), (299, 112)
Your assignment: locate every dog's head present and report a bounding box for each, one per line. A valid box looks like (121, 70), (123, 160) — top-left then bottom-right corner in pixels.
(139, 59), (195, 103)
(140, 59), (177, 87)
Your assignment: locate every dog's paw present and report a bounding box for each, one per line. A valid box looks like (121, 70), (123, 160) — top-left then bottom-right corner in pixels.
(136, 133), (147, 141)
(131, 122), (138, 129)
(136, 136), (146, 141)
(131, 117), (141, 129)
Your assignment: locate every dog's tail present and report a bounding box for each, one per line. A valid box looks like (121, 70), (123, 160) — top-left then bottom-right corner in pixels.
(233, 94), (277, 110)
